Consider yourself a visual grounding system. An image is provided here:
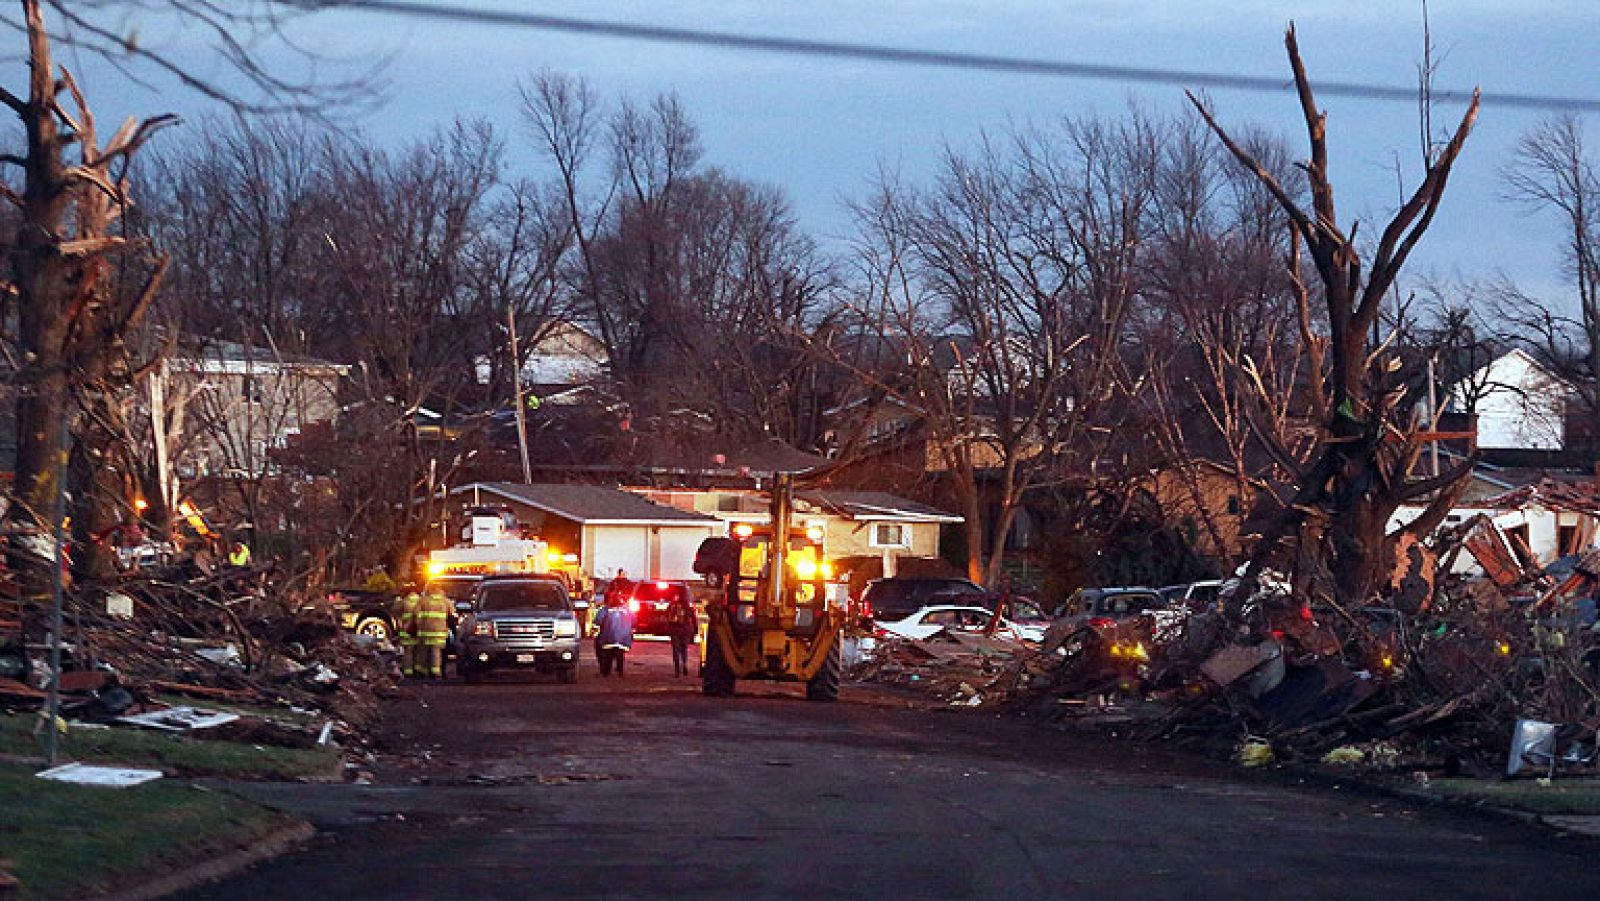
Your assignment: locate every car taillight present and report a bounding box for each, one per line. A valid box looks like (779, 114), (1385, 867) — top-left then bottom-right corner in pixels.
(1089, 617), (1115, 629)
(472, 621), (493, 636)
(628, 599), (641, 614)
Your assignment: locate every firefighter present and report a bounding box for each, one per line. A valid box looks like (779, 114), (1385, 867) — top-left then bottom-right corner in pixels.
(416, 589), (452, 680)
(228, 539), (252, 568)
(395, 592), (422, 677)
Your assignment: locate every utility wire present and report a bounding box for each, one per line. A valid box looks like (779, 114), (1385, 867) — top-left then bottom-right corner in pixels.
(331, 0), (1600, 113)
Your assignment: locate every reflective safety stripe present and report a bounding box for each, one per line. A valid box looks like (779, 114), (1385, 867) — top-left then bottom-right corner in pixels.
(416, 611), (448, 620)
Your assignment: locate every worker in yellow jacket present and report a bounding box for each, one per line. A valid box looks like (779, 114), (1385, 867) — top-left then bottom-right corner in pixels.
(416, 589), (453, 680)
(395, 592), (422, 677)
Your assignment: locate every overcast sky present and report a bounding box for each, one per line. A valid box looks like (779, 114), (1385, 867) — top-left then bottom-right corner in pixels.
(78, 1), (1600, 308)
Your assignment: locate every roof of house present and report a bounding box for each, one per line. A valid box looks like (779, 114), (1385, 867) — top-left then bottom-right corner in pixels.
(451, 482), (720, 526)
(797, 490), (963, 523)
(1477, 478), (1600, 516)
(172, 337), (349, 375)
(723, 440), (830, 475)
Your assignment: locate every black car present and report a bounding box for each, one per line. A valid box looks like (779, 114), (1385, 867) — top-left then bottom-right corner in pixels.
(624, 580), (698, 636)
(859, 577), (986, 624)
(326, 588), (399, 642)
(455, 575), (582, 683)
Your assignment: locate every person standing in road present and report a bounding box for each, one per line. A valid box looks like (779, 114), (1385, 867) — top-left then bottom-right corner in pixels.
(666, 587), (698, 677)
(395, 592), (421, 678)
(416, 589), (452, 680)
(607, 568), (633, 605)
(592, 592), (635, 677)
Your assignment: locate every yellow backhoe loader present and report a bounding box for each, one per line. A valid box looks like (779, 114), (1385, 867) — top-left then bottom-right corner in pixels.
(693, 473), (844, 700)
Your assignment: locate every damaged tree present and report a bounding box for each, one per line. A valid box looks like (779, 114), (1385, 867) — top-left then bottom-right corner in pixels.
(1188, 26), (1479, 612)
(2, 0), (173, 592)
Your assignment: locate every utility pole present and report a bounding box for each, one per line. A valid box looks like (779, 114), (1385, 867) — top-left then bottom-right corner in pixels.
(506, 307), (533, 484)
(1428, 354), (1441, 478)
(43, 403), (69, 766)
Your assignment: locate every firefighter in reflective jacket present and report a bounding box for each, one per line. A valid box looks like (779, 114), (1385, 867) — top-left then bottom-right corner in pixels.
(415, 590), (452, 680)
(395, 592), (422, 677)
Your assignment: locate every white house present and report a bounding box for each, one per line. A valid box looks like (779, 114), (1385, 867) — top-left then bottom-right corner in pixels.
(447, 482), (720, 583)
(1450, 348), (1574, 451)
(1390, 478), (1600, 578)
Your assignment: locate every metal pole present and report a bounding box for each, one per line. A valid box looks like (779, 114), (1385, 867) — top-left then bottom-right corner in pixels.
(506, 306), (533, 484)
(1428, 354), (1441, 478)
(43, 403), (69, 766)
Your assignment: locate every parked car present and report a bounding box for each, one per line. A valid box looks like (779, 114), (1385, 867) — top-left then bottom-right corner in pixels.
(1158, 580), (1225, 612)
(858, 577), (985, 625)
(1005, 598), (1052, 638)
(624, 580), (698, 636)
(455, 575), (583, 683)
(326, 588), (399, 642)
(876, 604), (1044, 643)
(1051, 586), (1169, 620)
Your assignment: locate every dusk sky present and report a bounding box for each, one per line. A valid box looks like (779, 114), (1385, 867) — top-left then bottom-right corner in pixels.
(80, 1), (1600, 310)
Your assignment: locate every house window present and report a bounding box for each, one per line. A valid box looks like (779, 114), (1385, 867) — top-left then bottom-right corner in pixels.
(241, 376), (264, 404)
(870, 523), (910, 548)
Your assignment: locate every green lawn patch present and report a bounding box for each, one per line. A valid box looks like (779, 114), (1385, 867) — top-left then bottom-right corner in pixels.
(1430, 777), (1600, 815)
(0, 715), (339, 781)
(0, 762), (296, 899)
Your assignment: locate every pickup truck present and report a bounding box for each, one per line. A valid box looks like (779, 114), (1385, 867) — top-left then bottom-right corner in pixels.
(455, 574), (582, 683)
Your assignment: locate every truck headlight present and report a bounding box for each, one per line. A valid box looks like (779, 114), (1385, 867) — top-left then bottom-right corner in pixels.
(554, 619), (577, 638)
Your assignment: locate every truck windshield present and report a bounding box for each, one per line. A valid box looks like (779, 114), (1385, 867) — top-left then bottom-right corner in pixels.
(478, 582), (569, 612)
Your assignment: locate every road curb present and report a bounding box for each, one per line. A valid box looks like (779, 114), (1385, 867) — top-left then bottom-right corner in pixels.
(1277, 764), (1600, 842)
(107, 819), (316, 901)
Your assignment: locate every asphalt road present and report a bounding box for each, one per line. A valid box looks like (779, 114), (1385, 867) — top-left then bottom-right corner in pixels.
(186, 641), (1600, 900)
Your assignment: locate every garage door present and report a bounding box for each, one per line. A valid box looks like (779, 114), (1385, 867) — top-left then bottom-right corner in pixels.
(590, 526), (648, 580)
(656, 526), (716, 580)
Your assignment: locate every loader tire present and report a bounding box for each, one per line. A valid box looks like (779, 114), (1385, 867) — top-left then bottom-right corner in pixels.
(702, 632), (736, 697)
(806, 639), (841, 702)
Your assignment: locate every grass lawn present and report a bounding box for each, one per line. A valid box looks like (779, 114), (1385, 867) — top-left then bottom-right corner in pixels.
(1430, 777), (1600, 815)
(0, 762), (296, 899)
(0, 714), (340, 781)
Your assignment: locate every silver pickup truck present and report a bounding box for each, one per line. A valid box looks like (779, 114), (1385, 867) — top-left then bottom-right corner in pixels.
(455, 574), (582, 683)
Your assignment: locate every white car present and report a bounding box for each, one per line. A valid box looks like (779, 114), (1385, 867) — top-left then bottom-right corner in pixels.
(876, 605), (1044, 643)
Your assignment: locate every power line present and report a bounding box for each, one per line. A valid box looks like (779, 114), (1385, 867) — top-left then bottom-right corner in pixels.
(332, 0), (1600, 113)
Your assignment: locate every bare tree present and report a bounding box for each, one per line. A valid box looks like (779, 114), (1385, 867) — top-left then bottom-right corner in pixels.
(837, 114), (1156, 585)
(1188, 25), (1479, 610)
(0, 0), (174, 588)
(520, 72), (840, 453)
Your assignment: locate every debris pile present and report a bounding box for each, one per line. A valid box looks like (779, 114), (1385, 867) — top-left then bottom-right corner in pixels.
(0, 562), (399, 762)
(850, 529), (1600, 778)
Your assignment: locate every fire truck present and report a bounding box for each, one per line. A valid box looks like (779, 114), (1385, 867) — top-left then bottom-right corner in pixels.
(426, 506), (589, 620)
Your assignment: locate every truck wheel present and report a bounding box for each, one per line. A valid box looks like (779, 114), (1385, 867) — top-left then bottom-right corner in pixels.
(702, 633), (735, 697)
(806, 638), (841, 702)
(354, 615), (392, 643)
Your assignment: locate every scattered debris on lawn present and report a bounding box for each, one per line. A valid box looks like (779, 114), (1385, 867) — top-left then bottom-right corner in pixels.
(1, 559), (402, 775)
(35, 762), (164, 788)
(117, 706), (239, 732)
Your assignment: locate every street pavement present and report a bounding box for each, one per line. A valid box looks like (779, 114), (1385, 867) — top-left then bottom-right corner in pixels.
(184, 640), (1600, 900)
